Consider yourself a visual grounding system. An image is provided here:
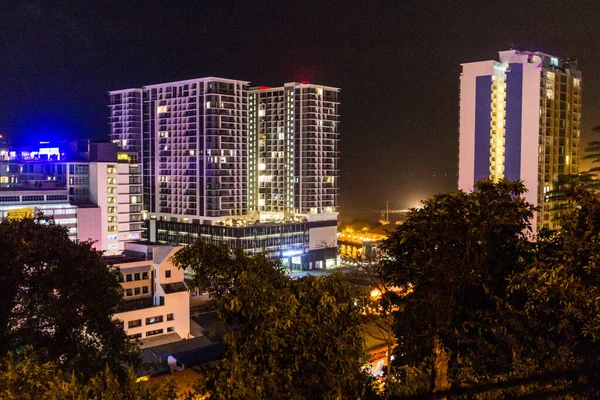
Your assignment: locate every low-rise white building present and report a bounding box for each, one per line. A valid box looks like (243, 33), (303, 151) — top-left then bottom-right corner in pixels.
(107, 243), (190, 346)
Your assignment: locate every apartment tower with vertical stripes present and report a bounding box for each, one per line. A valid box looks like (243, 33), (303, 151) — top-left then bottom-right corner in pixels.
(459, 50), (582, 232)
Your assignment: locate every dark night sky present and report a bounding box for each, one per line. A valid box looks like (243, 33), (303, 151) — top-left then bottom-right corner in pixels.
(1, 1), (599, 220)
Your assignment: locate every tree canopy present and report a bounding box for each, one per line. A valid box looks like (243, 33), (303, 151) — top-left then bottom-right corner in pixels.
(382, 179), (600, 398)
(0, 214), (138, 379)
(382, 179), (536, 397)
(172, 241), (377, 399)
(0, 351), (193, 400)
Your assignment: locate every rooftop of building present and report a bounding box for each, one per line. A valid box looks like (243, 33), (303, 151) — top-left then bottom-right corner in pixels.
(249, 81), (341, 92)
(137, 336), (224, 377)
(114, 76), (252, 91)
(102, 251), (149, 266)
(0, 186), (68, 192)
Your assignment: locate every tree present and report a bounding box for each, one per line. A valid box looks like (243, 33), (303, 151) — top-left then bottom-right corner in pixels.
(171, 241), (377, 399)
(0, 214), (138, 379)
(505, 178), (600, 398)
(0, 350), (193, 399)
(382, 179), (536, 397)
(582, 125), (600, 175)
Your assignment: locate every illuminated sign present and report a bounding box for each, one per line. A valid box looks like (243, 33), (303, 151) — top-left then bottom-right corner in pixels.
(7, 208), (34, 221)
(282, 250), (303, 257)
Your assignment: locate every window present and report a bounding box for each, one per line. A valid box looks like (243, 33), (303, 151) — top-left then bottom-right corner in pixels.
(128, 319), (142, 328)
(167, 327), (174, 332)
(125, 288), (132, 296)
(134, 273), (140, 281)
(108, 197), (116, 204)
(146, 329), (164, 337)
(157, 106), (167, 113)
(134, 287), (141, 295)
(128, 333), (142, 339)
(126, 274), (132, 282)
(146, 315), (163, 325)
(142, 286), (149, 294)
(108, 226), (117, 232)
(142, 272), (148, 280)
(107, 207), (116, 213)
(108, 216), (117, 223)
(107, 187), (116, 194)
(165, 270), (171, 278)
(167, 313), (174, 321)
(107, 166), (117, 174)
(107, 177), (116, 184)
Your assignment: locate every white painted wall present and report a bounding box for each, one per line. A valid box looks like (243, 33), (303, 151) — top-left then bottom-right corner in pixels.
(309, 225), (337, 250)
(76, 206), (102, 249)
(112, 245), (190, 342)
(458, 60), (496, 192)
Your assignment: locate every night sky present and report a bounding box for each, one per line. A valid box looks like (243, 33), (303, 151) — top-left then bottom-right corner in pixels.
(1, 1), (599, 220)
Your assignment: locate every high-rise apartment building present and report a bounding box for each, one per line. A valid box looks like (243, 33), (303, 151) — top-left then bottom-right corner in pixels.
(110, 78), (249, 221)
(248, 83), (340, 215)
(109, 78), (340, 270)
(459, 50), (582, 232)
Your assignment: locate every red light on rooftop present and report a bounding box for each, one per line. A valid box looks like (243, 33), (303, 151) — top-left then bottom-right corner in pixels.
(258, 86), (271, 90)
(301, 80), (309, 84)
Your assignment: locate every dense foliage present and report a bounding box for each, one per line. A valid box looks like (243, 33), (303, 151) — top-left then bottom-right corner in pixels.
(0, 351), (191, 399)
(0, 214), (138, 379)
(172, 241), (376, 399)
(383, 179), (600, 398)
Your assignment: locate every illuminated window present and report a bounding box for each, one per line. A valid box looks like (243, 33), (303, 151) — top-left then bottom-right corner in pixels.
(550, 57), (559, 66)
(318, 87), (323, 96)
(108, 226), (118, 232)
(107, 177), (116, 184)
(157, 105), (167, 113)
(108, 197), (116, 204)
(206, 101), (211, 109)
(107, 166), (117, 174)
(118, 153), (130, 162)
(159, 131), (169, 137)
(0, 177), (7, 183)
(130, 196), (138, 204)
(108, 216), (117, 223)
(107, 187), (116, 194)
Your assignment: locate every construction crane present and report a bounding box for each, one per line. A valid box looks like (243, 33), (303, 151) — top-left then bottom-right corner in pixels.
(377, 202), (410, 225)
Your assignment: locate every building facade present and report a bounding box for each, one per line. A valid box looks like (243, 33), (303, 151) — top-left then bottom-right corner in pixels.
(459, 50), (582, 232)
(0, 141), (142, 254)
(89, 160), (143, 255)
(248, 83), (340, 215)
(109, 243), (190, 346)
(0, 188), (78, 239)
(109, 78), (340, 270)
(110, 78), (250, 222)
